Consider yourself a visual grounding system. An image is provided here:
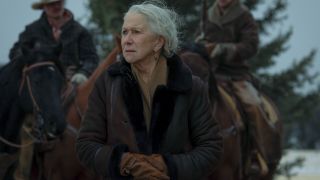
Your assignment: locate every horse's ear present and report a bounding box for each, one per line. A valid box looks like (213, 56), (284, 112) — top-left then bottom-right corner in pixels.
(114, 34), (122, 53)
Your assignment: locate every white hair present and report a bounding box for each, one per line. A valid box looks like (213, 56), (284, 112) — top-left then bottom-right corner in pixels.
(125, 1), (181, 57)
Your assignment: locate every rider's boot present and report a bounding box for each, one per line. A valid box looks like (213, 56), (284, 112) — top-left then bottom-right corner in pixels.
(231, 80), (270, 177)
(244, 105), (269, 177)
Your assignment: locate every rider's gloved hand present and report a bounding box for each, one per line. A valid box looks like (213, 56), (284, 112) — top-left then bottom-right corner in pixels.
(71, 73), (88, 84)
(210, 43), (236, 63)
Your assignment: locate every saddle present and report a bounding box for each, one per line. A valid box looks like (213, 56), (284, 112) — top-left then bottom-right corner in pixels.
(218, 84), (279, 129)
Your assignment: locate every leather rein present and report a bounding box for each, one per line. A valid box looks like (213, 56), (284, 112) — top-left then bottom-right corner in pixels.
(0, 61), (55, 148)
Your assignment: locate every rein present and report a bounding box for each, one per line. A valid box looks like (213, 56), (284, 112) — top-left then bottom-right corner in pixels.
(19, 61), (55, 112)
(0, 125), (43, 148)
(0, 62), (56, 149)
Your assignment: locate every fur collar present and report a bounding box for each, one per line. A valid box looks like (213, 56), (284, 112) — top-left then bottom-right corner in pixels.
(208, 0), (248, 26)
(108, 54), (193, 153)
(108, 53), (193, 93)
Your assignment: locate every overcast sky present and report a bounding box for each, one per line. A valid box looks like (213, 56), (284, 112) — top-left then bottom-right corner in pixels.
(0, 0), (88, 64)
(0, 0), (319, 79)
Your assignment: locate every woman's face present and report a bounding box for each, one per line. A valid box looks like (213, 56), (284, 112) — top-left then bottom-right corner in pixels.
(43, 0), (65, 19)
(218, 0), (234, 9)
(121, 12), (164, 65)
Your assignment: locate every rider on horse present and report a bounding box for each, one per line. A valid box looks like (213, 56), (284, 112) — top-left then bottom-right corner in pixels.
(2, 0), (98, 178)
(196, 0), (269, 176)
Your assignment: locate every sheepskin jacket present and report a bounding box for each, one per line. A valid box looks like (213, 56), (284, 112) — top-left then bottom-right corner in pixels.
(76, 54), (223, 180)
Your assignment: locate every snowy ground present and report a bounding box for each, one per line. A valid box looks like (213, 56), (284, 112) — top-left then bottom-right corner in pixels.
(276, 150), (320, 180)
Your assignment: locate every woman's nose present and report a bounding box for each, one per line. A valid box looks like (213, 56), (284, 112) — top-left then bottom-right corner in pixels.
(122, 33), (133, 45)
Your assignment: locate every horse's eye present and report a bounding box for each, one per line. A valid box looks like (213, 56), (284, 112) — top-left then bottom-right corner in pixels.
(33, 77), (42, 84)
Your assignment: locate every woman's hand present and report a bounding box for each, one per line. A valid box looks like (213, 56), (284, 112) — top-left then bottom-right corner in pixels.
(120, 152), (169, 180)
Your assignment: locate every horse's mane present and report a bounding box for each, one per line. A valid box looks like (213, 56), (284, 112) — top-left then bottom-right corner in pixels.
(0, 61), (24, 152)
(78, 36), (121, 96)
(0, 60), (23, 115)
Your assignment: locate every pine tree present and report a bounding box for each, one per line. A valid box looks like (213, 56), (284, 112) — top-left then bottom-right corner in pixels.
(245, 0), (320, 149)
(85, 0), (320, 149)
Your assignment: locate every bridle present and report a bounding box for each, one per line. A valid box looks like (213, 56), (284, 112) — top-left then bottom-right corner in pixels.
(19, 61), (56, 111)
(0, 61), (57, 148)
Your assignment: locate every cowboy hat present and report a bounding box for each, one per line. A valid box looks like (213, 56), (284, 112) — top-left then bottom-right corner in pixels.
(31, 0), (63, 10)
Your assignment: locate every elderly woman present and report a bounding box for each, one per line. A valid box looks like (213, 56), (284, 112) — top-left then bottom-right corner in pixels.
(76, 1), (223, 179)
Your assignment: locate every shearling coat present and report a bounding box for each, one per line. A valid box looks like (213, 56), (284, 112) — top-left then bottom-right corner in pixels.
(9, 10), (98, 76)
(76, 54), (223, 180)
(201, 0), (259, 77)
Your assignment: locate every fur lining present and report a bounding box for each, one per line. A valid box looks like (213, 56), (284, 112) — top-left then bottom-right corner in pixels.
(107, 54), (192, 153)
(150, 86), (176, 152)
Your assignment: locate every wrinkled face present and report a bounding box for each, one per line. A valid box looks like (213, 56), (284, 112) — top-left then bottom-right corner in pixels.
(43, 0), (65, 19)
(218, 0), (234, 9)
(121, 12), (164, 65)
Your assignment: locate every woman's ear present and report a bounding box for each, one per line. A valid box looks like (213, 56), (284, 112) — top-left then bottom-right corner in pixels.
(154, 36), (165, 52)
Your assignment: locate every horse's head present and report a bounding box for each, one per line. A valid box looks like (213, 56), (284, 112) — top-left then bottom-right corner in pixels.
(179, 42), (211, 81)
(179, 42), (222, 103)
(18, 40), (66, 139)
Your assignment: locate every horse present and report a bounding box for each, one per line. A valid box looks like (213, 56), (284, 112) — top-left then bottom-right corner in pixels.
(0, 40), (67, 179)
(63, 36), (281, 180)
(66, 37), (121, 129)
(179, 43), (283, 180)
(34, 37), (121, 180)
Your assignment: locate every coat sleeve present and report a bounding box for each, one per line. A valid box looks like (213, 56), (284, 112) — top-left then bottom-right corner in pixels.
(235, 11), (259, 60)
(165, 77), (223, 180)
(226, 11), (259, 63)
(77, 27), (99, 77)
(9, 25), (33, 61)
(76, 74), (129, 178)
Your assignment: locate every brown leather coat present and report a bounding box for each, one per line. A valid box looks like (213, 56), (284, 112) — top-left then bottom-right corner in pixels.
(76, 54), (223, 180)
(200, 1), (259, 77)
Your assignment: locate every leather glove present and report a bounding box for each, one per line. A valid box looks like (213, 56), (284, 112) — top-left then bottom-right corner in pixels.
(120, 153), (169, 180)
(210, 43), (236, 63)
(205, 43), (216, 56)
(210, 44), (225, 59)
(144, 154), (168, 175)
(71, 73), (88, 84)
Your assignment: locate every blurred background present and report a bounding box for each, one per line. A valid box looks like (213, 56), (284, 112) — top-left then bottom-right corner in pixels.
(1, 0), (319, 179)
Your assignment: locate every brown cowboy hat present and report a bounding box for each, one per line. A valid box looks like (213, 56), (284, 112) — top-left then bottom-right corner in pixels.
(31, 0), (63, 10)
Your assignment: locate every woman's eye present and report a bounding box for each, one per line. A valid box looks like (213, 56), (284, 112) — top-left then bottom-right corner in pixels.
(132, 30), (140, 34)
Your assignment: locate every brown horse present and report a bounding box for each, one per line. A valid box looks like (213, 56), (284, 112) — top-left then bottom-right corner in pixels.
(66, 38), (121, 129)
(38, 37), (121, 180)
(179, 45), (283, 180)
